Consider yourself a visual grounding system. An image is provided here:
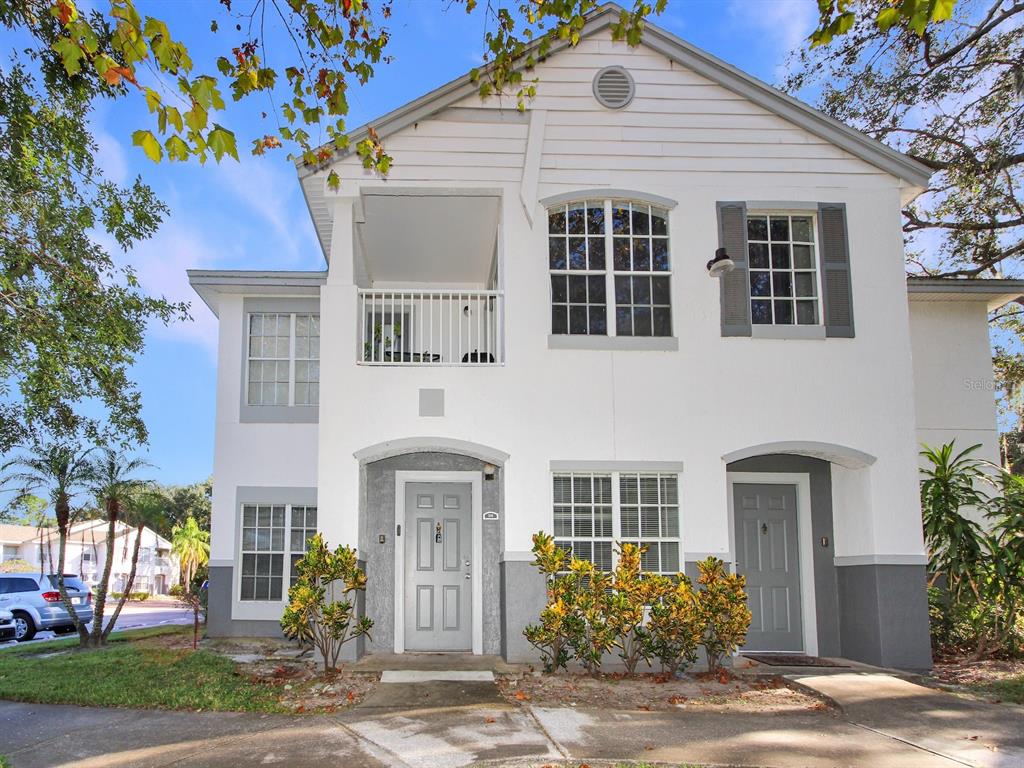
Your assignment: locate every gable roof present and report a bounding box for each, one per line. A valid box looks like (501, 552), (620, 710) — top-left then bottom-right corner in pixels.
(296, 3), (932, 260)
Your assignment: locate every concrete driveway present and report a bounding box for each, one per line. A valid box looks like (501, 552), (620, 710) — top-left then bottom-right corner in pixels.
(3, 676), (1022, 768)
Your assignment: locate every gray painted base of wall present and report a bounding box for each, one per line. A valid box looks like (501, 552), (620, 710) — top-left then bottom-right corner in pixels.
(837, 563), (932, 670)
(206, 565), (285, 638)
(206, 565), (365, 661)
(500, 560), (547, 663)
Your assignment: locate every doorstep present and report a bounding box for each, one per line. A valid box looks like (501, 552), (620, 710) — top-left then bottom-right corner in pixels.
(349, 652), (529, 674)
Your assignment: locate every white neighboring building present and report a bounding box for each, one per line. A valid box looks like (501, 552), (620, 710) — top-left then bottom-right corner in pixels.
(189, 4), (1023, 669)
(0, 521), (179, 596)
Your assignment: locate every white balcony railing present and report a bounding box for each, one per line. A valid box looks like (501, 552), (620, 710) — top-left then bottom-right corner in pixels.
(358, 289), (504, 365)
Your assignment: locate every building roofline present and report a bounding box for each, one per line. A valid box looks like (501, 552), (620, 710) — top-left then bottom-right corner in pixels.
(187, 270), (327, 316)
(296, 3), (932, 189)
(907, 276), (1024, 311)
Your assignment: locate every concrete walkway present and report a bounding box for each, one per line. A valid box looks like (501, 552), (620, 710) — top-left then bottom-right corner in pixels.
(791, 672), (1024, 768)
(2, 673), (1023, 767)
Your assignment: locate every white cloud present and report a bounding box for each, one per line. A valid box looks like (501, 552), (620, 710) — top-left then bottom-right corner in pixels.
(215, 155), (321, 268)
(93, 128), (129, 186)
(726, 0), (817, 82)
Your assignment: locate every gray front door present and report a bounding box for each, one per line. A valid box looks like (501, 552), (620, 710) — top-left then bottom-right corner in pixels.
(404, 482), (472, 651)
(733, 483), (803, 652)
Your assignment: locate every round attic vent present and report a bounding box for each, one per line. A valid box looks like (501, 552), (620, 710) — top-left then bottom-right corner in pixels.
(593, 66), (635, 109)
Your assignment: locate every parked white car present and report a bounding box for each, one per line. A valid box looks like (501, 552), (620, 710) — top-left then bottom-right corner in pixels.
(0, 608), (16, 643)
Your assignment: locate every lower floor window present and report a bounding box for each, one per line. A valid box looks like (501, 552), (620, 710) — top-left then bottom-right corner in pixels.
(240, 503), (317, 600)
(552, 471), (680, 574)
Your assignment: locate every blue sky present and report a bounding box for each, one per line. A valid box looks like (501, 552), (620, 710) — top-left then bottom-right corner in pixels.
(5, 1), (820, 485)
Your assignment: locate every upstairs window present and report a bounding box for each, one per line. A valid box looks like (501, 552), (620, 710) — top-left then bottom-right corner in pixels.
(747, 213), (819, 326)
(246, 313), (320, 406)
(549, 199), (671, 337)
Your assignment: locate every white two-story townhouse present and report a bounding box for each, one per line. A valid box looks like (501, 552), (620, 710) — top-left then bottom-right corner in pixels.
(189, 4), (1024, 671)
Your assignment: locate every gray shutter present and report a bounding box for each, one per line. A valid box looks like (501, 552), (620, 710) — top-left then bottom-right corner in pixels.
(818, 203), (855, 338)
(717, 201), (751, 337)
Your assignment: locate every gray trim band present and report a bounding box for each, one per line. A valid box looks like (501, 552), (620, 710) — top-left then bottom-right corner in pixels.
(834, 554), (928, 567)
(548, 335), (679, 351)
(500, 551), (535, 562)
(751, 325), (827, 340)
(354, 436), (510, 464)
(237, 486), (318, 505)
(550, 460), (685, 472)
(746, 201), (820, 211)
(540, 189), (678, 210)
(907, 277), (1024, 295)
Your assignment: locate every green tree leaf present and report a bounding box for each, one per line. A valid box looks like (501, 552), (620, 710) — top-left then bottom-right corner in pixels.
(131, 129), (163, 162)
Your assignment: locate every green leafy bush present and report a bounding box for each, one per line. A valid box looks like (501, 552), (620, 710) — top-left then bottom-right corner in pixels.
(168, 584), (185, 597)
(695, 557), (752, 674)
(646, 574), (702, 675)
(523, 533), (577, 673)
(523, 534), (751, 676)
(110, 591), (149, 601)
(280, 534), (372, 673)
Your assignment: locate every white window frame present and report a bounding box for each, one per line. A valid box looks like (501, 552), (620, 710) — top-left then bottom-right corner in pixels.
(551, 470), (681, 575)
(239, 502), (318, 602)
(244, 312), (320, 407)
(746, 210), (824, 328)
(548, 199), (673, 338)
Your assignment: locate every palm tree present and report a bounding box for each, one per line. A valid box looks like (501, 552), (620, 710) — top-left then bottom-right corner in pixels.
(101, 486), (169, 642)
(2, 441), (92, 642)
(171, 516), (210, 591)
(84, 447), (148, 646)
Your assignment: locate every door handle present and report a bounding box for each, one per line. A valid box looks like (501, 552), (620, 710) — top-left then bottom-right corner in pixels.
(464, 573), (471, 580)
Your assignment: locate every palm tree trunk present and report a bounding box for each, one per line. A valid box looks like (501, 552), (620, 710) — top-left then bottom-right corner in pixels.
(52, 493), (89, 645)
(102, 524), (143, 642)
(90, 500), (119, 646)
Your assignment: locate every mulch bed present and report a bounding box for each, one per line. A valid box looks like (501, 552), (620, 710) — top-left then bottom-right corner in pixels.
(205, 638), (379, 712)
(497, 670), (830, 713)
(929, 655), (1024, 689)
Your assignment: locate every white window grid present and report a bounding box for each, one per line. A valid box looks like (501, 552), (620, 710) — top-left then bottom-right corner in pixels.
(289, 505), (318, 588)
(611, 201), (672, 337)
(548, 199), (672, 338)
(747, 212), (821, 326)
(293, 314), (320, 406)
(246, 312), (320, 407)
(548, 200), (609, 335)
(552, 471), (681, 575)
(618, 473), (681, 574)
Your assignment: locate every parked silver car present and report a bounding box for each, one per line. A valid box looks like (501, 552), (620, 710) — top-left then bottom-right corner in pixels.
(0, 573), (94, 641)
(0, 609), (15, 642)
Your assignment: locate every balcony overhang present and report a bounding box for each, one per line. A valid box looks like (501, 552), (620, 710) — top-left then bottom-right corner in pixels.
(355, 188), (500, 288)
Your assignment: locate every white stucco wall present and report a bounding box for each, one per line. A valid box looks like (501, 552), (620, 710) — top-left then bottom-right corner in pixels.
(909, 298), (1000, 466)
(206, 36), (941, 623)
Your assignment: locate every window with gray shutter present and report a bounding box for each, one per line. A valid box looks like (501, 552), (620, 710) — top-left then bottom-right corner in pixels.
(818, 203), (855, 338)
(717, 202), (751, 336)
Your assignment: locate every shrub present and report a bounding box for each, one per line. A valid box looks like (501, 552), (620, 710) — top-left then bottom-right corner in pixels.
(567, 558), (616, 676)
(169, 584), (185, 597)
(110, 591), (149, 601)
(695, 557), (751, 673)
(523, 532), (578, 673)
(280, 534), (372, 673)
(607, 542), (661, 674)
(646, 574), (702, 675)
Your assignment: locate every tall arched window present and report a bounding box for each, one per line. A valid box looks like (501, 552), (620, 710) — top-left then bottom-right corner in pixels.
(548, 198), (671, 337)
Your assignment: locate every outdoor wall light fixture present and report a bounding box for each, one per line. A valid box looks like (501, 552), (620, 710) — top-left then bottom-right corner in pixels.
(483, 463), (497, 480)
(706, 247), (735, 277)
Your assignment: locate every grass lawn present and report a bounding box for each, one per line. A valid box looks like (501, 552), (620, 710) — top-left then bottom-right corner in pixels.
(0, 626), (287, 712)
(967, 676), (1024, 705)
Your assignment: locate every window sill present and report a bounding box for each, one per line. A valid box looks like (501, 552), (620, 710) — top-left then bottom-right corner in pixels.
(751, 325), (826, 340)
(239, 404), (319, 424)
(547, 335), (679, 351)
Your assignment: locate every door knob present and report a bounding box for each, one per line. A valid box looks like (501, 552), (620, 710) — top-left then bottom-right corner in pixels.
(464, 573), (471, 579)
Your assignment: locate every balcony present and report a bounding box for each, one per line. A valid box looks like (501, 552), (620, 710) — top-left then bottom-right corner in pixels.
(358, 289), (504, 365)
